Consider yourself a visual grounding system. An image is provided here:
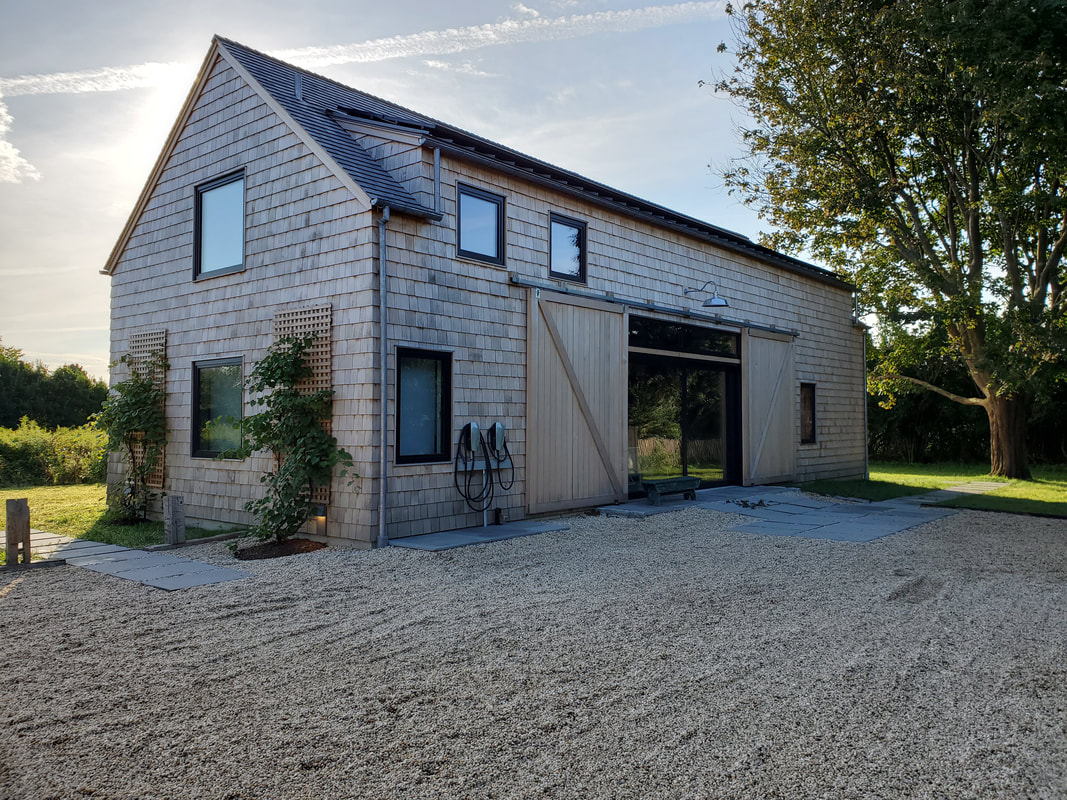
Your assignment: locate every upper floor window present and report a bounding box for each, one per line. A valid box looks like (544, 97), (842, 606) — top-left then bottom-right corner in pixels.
(195, 171), (245, 279)
(549, 213), (586, 282)
(457, 183), (505, 266)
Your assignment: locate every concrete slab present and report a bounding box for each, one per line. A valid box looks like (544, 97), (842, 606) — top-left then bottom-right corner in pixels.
(41, 541), (127, 559)
(115, 561), (221, 582)
(79, 553), (186, 576)
(142, 567), (250, 591)
(730, 521), (824, 536)
(66, 549), (148, 567)
(800, 522), (900, 543)
(391, 520), (570, 551)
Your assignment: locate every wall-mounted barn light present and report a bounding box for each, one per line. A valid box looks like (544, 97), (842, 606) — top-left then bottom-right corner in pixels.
(683, 279), (729, 308)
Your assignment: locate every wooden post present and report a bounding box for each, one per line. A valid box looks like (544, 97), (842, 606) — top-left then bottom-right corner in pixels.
(5, 498), (30, 566)
(163, 496), (185, 545)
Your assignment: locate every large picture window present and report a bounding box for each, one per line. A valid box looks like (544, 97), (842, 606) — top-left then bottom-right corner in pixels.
(549, 213), (586, 282)
(193, 358), (243, 457)
(194, 171), (245, 279)
(457, 183), (505, 266)
(396, 348), (451, 464)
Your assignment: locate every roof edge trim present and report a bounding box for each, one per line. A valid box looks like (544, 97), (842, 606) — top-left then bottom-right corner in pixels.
(215, 41), (376, 212)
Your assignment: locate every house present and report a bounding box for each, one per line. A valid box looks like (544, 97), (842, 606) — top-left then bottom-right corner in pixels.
(103, 36), (868, 547)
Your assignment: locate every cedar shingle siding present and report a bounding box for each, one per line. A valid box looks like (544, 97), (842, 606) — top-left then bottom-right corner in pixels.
(105, 38), (866, 546)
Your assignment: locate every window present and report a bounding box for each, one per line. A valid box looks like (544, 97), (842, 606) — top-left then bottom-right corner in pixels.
(396, 348), (451, 463)
(193, 358), (243, 457)
(549, 213), (586, 282)
(457, 184), (505, 265)
(801, 383), (817, 444)
(628, 316), (740, 359)
(194, 171), (245, 278)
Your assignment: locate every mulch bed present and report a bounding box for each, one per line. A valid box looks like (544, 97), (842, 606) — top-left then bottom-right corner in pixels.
(235, 539), (326, 560)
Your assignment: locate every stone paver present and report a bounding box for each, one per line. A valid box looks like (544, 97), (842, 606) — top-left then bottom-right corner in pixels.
(12, 529), (249, 590)
(597, 481), (1010, 543)
(391, 520), (570, 551)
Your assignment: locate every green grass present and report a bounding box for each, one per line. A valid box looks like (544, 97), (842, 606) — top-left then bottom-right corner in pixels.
(794, 462), (1067, 517)
(1, 484), (234, 549)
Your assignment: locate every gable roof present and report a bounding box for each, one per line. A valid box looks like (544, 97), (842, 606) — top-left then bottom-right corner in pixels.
(217, 38), (434, 220)
(104, 36), (849, 290)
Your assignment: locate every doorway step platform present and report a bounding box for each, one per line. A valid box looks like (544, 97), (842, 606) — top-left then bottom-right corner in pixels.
(390, 519), (570, 552)
(599, 485), (965, 542)
(600, 485), (803, 518)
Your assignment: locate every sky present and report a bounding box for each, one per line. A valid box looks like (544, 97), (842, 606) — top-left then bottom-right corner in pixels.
(0, 0), (761, 380)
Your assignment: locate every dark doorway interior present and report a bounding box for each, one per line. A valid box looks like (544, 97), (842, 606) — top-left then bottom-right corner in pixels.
(627, 354), (740, 493)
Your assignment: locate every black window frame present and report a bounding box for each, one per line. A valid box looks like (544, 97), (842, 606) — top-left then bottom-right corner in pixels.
(548, 212), (587, 283)
(456, 183), (506, 266)
(800, 382), (817, 444)
(193, 170), (246, 280)
(395, 347), (452, 465)
(192, 357), (244, 458)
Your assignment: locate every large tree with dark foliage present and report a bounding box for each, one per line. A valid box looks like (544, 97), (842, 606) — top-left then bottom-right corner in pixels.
(0, 338), (107, 429)
(716, 0), (1067, 478)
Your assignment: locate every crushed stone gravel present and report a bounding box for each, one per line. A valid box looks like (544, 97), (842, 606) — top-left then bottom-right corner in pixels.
(0, 507), (1064, 799)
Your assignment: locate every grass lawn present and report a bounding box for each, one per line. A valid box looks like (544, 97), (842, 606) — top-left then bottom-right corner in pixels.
(795, 462), (1067, 517)
(1, 484), (234, 549)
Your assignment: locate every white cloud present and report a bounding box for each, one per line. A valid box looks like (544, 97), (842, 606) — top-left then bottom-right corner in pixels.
(512, 3), (542, 18)
(272, 2), (728, 68)
(421, 60), (496, 78)
(0, 2), (728, 183)
(0, 98), (40, 183)
(0, 62), (188, 98)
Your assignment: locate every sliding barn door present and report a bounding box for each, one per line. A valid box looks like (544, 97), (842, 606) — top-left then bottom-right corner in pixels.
(526, 291), (627, 514)
(744, 330), (796, 484)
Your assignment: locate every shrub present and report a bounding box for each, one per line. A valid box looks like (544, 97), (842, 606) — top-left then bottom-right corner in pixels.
(95, 353), (167, 520)
(0, 418), (107, 486)
(234, 334), (354, 543)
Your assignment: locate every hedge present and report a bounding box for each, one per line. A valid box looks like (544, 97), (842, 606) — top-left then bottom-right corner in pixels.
(0, 418), (107, 487)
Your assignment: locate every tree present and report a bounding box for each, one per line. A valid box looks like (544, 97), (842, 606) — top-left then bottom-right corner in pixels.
(0, 337), (107, 429)
(716, 0), (1067, 478)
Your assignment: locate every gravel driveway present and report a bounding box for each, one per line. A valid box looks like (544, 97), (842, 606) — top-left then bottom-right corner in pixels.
(1, 506), (1064, 799)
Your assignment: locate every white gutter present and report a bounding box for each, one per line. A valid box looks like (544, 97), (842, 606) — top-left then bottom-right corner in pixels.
(377, 205), (391, 548)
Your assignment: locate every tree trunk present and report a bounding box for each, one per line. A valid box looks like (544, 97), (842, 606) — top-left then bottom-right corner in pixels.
(985, 394), (1031, 479)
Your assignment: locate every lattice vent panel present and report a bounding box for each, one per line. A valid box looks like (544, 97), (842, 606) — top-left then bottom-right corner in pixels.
(273, 306), (333, 507)
(126, 329), (167, 489)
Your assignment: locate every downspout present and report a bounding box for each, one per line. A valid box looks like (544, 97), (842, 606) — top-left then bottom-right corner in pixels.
(433, 147), (441, 215)
(377, 205), (391, 548)
(857, 293), (869, 480)
(862, 321), (870, 480)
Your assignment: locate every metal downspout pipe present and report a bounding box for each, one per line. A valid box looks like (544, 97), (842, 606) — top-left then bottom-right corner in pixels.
(377, 206), (391, 548)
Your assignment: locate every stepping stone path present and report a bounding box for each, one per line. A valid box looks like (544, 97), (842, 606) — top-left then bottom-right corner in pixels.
(13, 530), (248, 591)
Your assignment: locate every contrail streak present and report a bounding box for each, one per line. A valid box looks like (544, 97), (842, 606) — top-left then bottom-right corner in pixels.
(0, 2), (728, 182)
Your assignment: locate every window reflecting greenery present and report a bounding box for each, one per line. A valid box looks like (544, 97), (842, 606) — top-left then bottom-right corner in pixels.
(195, 361), (242, 456)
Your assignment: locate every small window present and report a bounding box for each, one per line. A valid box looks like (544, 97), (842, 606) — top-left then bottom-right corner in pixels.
(549, 213), (586, 282)
(457, 184), (505, 265)
(396, 348), (452, 463)
(193, 358), (243, 457)
(195, 171), (245, 278)
(801, 383), (817, 444)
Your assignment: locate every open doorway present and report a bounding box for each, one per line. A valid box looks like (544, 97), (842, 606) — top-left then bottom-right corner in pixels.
(626, 317), (741, 494)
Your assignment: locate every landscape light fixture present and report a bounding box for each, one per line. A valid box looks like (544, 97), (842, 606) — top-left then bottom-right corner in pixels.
(683, 279), (729, 308)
